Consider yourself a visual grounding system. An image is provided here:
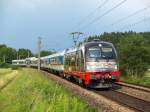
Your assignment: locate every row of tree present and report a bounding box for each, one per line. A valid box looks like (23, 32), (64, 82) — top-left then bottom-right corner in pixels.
(82, 31), (150, 77)
(0, 44), (53, 63)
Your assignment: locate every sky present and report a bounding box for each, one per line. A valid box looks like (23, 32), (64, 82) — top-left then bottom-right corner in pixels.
(0, 0), (150, 53)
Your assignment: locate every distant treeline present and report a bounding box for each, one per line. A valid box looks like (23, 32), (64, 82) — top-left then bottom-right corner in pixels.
(0, 44), (52, 63)
(82, 31), (150, 77)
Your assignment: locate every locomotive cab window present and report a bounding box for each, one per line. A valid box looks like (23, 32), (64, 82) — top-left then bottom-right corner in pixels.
(88, 46), (101, 58)
(101, 47), (116, 59)
(86, 44), (117, 61)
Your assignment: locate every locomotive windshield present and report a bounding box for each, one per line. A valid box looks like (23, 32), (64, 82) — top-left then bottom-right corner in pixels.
(101, 47), (114, 58)
(88, 46), (101, 58)
(86, 43), (116, 61)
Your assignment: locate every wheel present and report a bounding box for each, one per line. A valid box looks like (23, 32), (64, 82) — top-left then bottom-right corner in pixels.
(79, 79), (87, 88)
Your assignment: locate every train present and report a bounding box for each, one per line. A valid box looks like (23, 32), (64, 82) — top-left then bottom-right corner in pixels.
(12, 40), (120, 88)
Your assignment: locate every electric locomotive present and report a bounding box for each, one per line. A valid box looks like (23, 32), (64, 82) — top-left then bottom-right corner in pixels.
(64, 40), (120, 88)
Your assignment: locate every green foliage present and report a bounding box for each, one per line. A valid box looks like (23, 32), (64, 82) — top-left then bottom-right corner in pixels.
(10, 65), (19, 70)
(0, 62), (19, 70)
(18, 48), (33, 59)
(34, 50), (54, 57)
(40, 50), (53, 57)
(121, 71), (150, 87)
(0, 44), (34, 64)
(0, 44), (17, 63)
(0, 62), (10, 68)
(118, 33), (150, 77)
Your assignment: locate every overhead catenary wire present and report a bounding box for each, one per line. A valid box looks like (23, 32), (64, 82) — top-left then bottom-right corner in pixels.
(78, 0), (127, 31)
(111, 4), (150, 26)
(117, 16), (150, 31)
(74, 0), (109, 29)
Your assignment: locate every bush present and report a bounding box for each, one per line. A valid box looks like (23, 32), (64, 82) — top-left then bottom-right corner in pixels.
(0, 62), (19, 70)
(0, 62), (10, 68)
(118, 34), (150, 77)
(10, 65), (19, 70)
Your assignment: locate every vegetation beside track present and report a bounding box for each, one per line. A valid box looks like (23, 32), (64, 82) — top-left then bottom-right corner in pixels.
(0, 68), (97, 112)
(121, 71), (150, 87)
(0, 68), (12, 76)
(0, 62), (19, 70)
(0, 69), (18, 89)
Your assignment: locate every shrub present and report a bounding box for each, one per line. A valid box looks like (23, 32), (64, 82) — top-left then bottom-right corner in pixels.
(0, 62), (19, 70)
(118, 34), (150, 77)
(0, 62), (10, 68)
(10, 65), (19, 70)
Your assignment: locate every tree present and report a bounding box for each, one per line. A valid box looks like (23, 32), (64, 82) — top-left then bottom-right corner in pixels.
(40, 50), (53, 57)
(0, 44), (17, 63)
(18, 48), (33, 59)
(118, 33), (150, 77)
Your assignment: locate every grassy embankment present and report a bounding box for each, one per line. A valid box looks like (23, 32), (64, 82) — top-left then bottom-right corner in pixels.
(121, 71), (150, 87)
(0, 68), (18, 89)
(0, 68), (97, 112)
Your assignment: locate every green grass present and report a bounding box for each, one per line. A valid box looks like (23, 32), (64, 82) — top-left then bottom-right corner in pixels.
(121, 71), (150, 87)
(0, 68), (97, 112)
(0, 70), (18, 89)
(0, 68), (12, 76)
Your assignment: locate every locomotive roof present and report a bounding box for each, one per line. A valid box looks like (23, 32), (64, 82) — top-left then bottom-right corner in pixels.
(65, 41), (114, 54)
(41, 50), (65, 60)
(85, 41), (113, 46)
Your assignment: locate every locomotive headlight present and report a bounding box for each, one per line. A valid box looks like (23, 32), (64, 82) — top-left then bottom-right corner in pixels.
(86, 63), (96, 71)
(114, 65), (118, 71)
(86, 65), (90, 71)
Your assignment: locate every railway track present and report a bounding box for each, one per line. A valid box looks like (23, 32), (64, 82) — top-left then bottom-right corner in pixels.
(115, 82), (150, 93)
(94, 89), (150, 112)
(93, 82), (150, 112)
(112, 82), (150, 103)
(34, 68), (150, 112)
